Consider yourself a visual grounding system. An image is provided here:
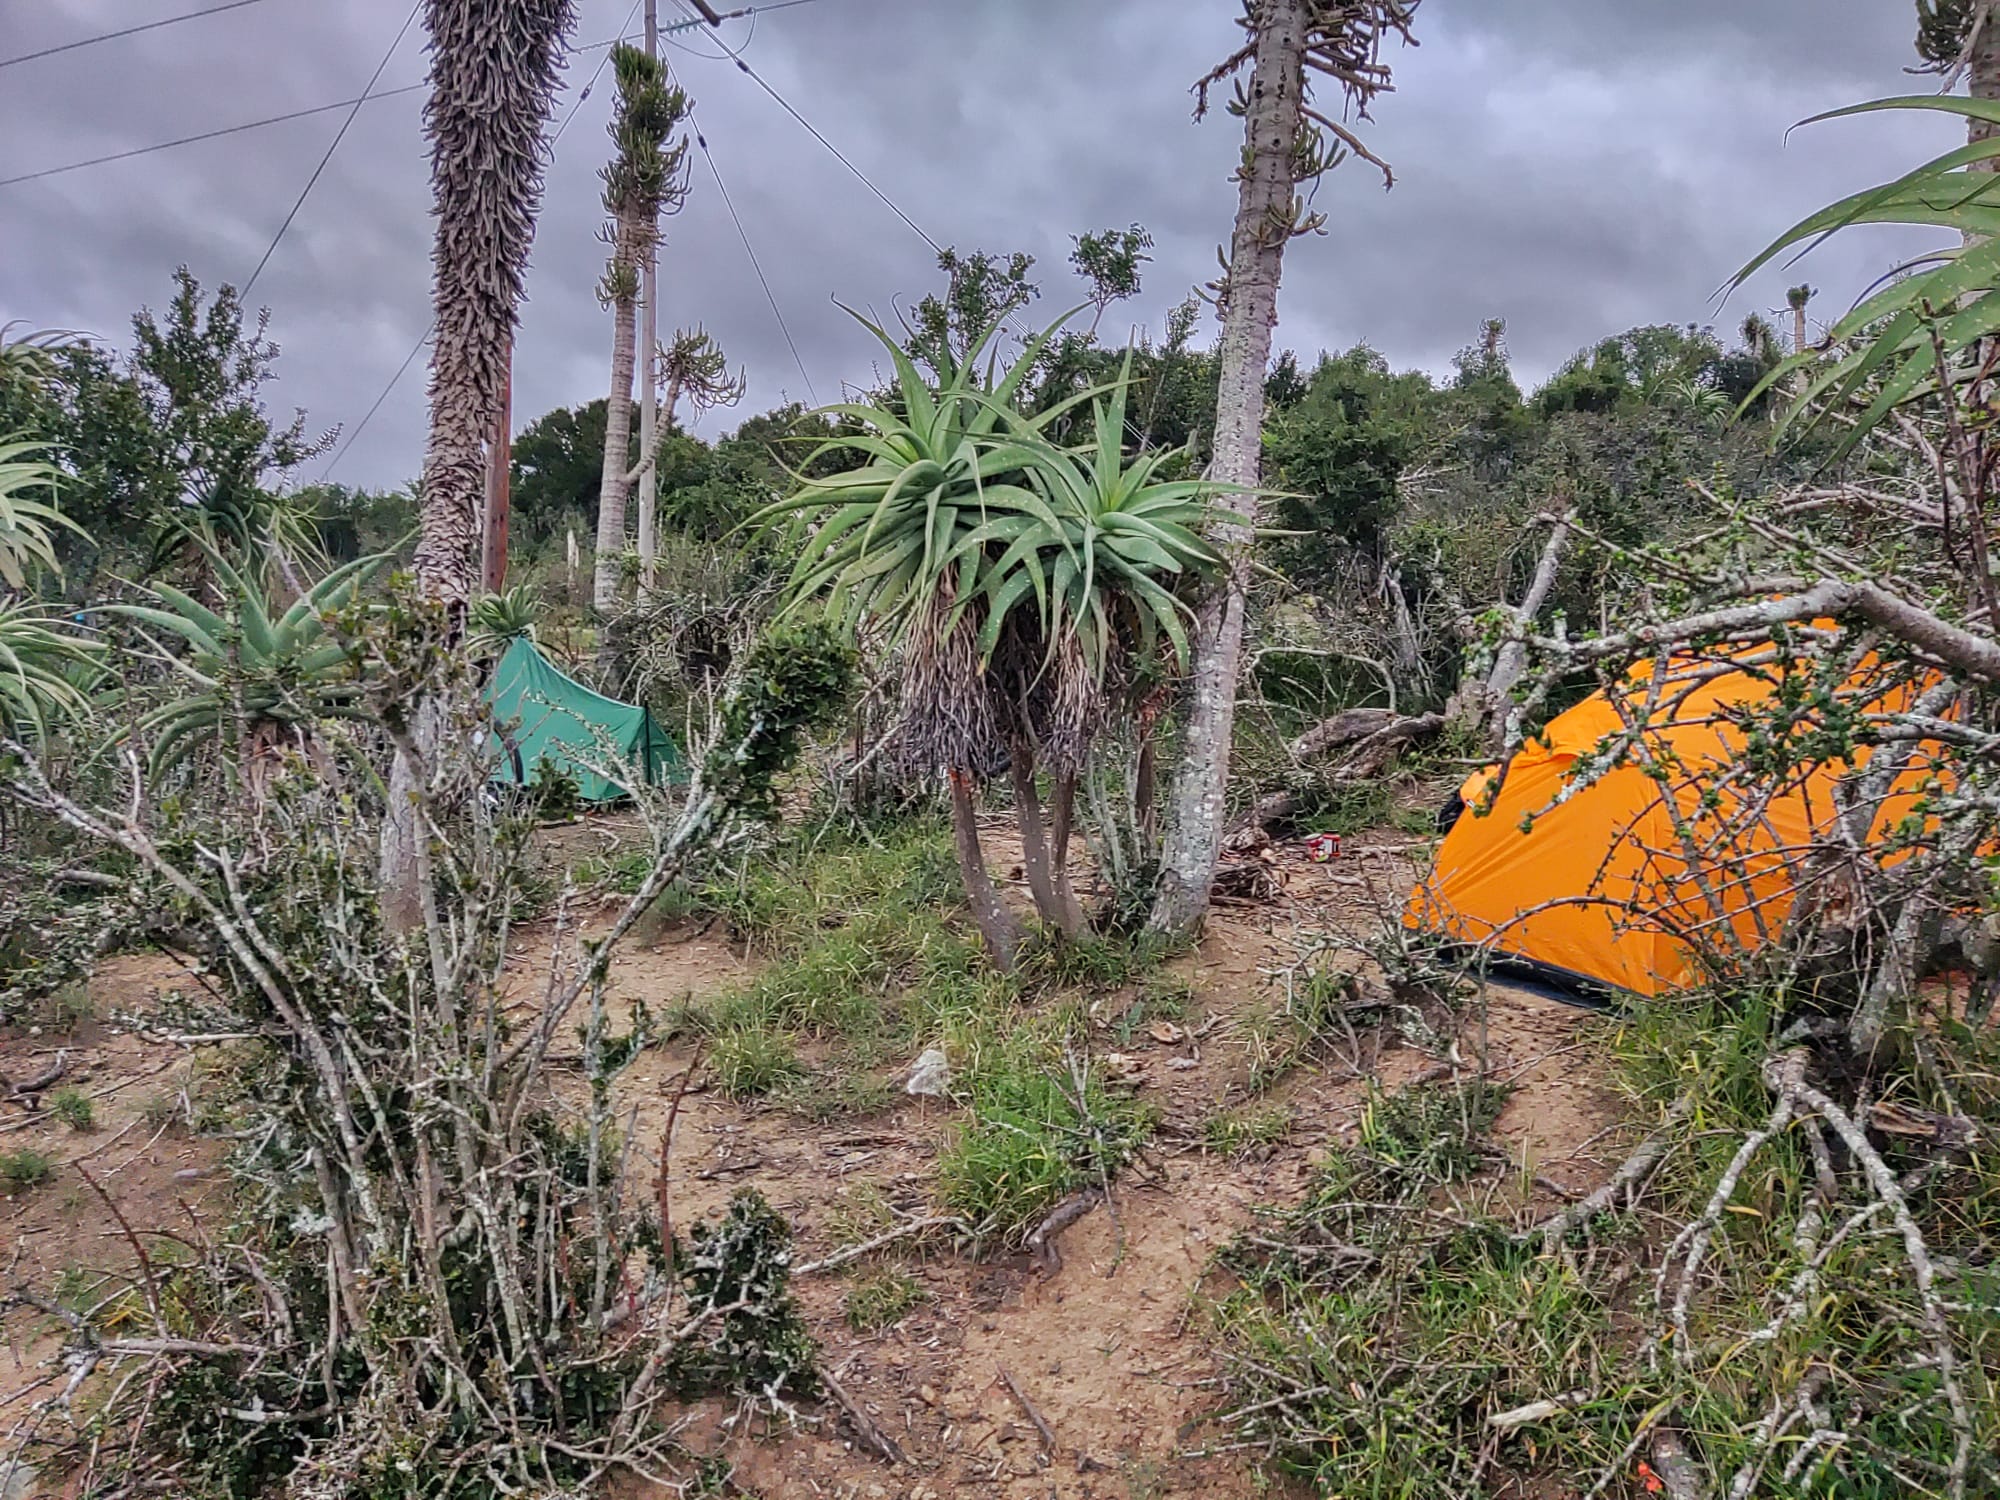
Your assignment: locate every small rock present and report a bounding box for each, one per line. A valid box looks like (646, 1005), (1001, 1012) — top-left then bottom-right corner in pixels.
(1, 1460), (37, 1500)
(904, 1047), (951, 1097)
(1166, 1056), (1199, 1071)
(1100, 1052), (1147, 1085)
(173, 1168), (207, 1183)
(1148, 1021), (1186, 1045)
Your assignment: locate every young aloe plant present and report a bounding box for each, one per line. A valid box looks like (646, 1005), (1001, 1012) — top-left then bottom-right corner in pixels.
(105, 541), (388, 775)
(0, 601), (101, 743)
(0, 436), (90, 591)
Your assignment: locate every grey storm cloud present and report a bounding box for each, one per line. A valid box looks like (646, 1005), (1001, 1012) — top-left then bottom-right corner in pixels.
(0, 0), (1971, 491)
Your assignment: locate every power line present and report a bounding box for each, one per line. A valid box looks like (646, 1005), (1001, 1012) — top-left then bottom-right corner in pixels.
(668, 0), (944, 256)
(0, 0), (268, 70)
(666, 0), (1037, 349)
(0, 85), (428, 190)
(315, 327), (431, 487)
(320, 7), (642, 481)
(693, 120), (818, 405)
(243, 0), (422, 296)
(0, 33), (647, 193)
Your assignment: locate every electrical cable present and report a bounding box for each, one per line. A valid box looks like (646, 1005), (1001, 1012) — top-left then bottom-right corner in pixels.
(0, 33), (642, 192)
(0, 84), (427, 190)
(693, 119), (818, 405)
(668, 0), (944, 255)
(243, 0), (423, 295)
(0, 0), (268, 70)
(667, 0), (1036, 347)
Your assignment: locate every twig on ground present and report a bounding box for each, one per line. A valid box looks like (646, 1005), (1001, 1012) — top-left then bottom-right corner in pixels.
(794, 1215), (968, 1277)
(1025, 1186), (1103, 1276)
(996, 1366), (1056, 1453)
(820, 1367), (905, 1467)
(1528, 1094), (1695, 1248)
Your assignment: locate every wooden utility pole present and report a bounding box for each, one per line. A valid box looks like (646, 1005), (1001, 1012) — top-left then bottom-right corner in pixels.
(482, 351), (511, 593)
(635, 0), (661, 599)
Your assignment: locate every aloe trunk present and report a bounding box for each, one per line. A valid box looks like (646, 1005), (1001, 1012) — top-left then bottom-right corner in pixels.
(1011, 755), (1084, 938)
(949, 768), (1021, 970)
(1149, 0), (1308, 935)
(593, 210), (640, 616)
(385, 0), (575, 934)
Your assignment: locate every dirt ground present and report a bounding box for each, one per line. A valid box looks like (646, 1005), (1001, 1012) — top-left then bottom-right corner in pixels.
(0, 828), (1629, 1499)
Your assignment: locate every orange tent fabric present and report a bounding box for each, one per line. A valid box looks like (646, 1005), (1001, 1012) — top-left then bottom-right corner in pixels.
(1407, 654), (1945, 998)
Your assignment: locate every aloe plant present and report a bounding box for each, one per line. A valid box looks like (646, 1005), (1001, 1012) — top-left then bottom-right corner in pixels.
(469, 583), (539, 650)
(0, 601), (100, 742)
(105, 544), (387, 776)
(1733, 95), (2000, 457)
(756, 315), (1237, 954)
(0, 436), (89, 591)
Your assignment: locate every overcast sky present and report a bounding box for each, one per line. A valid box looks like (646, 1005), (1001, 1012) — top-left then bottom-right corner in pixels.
(0, 0), (1966, 491)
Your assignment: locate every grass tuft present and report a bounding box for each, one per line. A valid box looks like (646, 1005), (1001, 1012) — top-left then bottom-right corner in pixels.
(937, 1030), (1156, 1244)
(0, 1146), (56, 1191)
(843, 1267), (926, 1332)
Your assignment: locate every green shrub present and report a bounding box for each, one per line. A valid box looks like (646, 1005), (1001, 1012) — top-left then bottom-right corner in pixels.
(0, 1146), (55, 1190)
(49, 1086), (95, 1131)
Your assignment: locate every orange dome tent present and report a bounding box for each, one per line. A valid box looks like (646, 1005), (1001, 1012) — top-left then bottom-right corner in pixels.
(1406, 651), (1946, 999)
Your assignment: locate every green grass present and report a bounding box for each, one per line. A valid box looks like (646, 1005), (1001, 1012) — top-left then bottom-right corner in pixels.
(843, 1267), (926, 1332)
(1207, 1004), (2000, 1497)
(0, 1146), (56, 1191)
(695, 819), (959, 957)
(777, 1070), (898, 1123)
(49, 1086), (95, 1131)
(936, 1019), (1156, 1244)
(709, 1024), (803, 1100)
(1202, 1102), (1295, 1156)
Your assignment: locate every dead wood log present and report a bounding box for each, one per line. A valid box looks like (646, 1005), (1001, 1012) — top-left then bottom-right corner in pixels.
(1230, 712), (1447, 844)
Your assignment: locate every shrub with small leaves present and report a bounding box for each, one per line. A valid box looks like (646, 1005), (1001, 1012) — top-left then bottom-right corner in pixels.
(701, 620), (854, 825)
(49, 1086), (94, 1131)
(0, 1146), (55, 1190)
(674, 1189), (818, 1404)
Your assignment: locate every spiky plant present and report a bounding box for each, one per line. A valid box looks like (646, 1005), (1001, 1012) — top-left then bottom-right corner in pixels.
(753, 311), (1102, 960)
(1733, 97), (2000, 456)
(469, 582), (538, 650)
(105, 544), (387, 782)
(413, 0), (578, 607)
(757, 317), (1235, 950)
(0, 437), (89, 591)
(592, 44), (691, 615)
(0, 601), (100, 742)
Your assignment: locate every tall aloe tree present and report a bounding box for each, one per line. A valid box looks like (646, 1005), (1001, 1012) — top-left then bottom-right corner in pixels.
(1149, 0), (1418, 937)
(413, 0), (576, 607)
(388, 0), (576, 931)
(757, 313), (1080, 965)
(760, 316), (1232, 961)
(592, 45), (690, 616)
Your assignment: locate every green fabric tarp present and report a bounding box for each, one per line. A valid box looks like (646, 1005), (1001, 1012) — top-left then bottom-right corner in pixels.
(486, 636), (682, 802)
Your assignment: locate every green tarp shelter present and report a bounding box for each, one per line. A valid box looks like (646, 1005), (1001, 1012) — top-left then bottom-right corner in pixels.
(487, 636), (682, 803)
